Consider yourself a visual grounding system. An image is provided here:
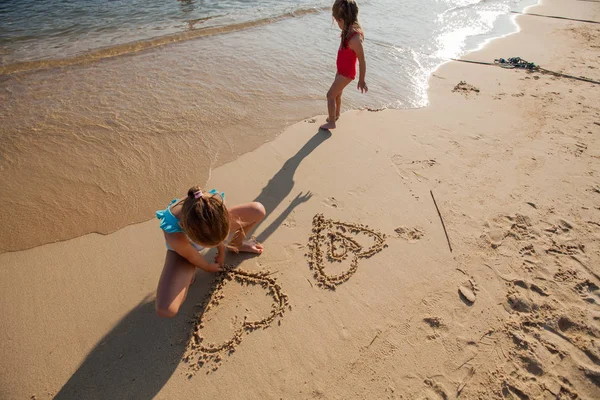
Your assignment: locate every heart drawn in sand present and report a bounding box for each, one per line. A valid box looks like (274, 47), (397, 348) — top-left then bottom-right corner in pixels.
(306, 214), (387, 289)
(184, 268), (290, 374)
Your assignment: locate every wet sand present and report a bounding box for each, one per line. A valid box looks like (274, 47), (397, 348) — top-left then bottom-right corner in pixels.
(0, 1), (529, 253)
(1, 0), (600, 398)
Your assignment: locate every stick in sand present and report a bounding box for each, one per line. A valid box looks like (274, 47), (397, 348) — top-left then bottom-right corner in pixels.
(430, 190), (453, 253)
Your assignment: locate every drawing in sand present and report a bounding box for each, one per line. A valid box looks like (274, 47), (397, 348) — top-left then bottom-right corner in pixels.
(184, 267), (290, 374)
(306, 213), (387, 289)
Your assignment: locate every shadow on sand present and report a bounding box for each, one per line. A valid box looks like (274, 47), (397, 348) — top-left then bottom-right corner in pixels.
(54, 130), (329, 399)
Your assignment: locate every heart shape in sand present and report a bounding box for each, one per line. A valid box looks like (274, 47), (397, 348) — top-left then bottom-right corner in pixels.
(184, 268), (289, 374)
(306, 213), (387, 289)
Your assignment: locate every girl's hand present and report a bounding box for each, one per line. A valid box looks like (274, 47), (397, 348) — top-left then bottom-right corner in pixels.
(214, 250), (225, 267)
(205, 263), (222, 273)
(214, 243), (226, 267)
(357, 80), (368, 93)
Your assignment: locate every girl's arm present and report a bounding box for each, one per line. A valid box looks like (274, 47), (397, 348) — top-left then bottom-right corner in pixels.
(165, 232), (221, 272)
(349, 35), (368, 93)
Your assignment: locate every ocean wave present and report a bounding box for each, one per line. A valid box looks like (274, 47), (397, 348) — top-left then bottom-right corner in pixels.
(441, 0), (506, 16)
(0, 5), (329, 76)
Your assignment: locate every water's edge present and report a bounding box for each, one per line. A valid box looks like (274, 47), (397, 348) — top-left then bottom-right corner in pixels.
(0, 0), (540, 254)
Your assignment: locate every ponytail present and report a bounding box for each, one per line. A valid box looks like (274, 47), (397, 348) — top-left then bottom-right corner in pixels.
(181, 185), (229, 246)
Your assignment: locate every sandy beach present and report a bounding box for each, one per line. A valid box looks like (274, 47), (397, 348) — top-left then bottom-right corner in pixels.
(1, 0), (600, 398)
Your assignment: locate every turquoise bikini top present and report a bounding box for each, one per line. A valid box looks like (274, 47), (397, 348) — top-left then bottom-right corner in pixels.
(156, 199), (184, 233)
(156, 189), (225, 234)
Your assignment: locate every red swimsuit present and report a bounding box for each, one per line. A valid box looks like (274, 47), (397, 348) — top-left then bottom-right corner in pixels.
(336, 31), (361, 80)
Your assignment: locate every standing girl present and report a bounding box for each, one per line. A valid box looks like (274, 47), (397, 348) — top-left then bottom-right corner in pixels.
(320, 0), (368, 131)
(155, 186), (265, 317)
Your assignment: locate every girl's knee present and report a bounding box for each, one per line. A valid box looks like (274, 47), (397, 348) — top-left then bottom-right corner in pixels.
(326, 90), (337, 101)
(229, 202), (266, 227)
(251, 202), (266, 219)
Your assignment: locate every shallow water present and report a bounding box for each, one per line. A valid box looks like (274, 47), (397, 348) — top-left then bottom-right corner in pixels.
(0, 0), (537, 252)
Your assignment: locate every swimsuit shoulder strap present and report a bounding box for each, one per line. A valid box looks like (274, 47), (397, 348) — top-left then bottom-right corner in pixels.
(343, 31), (361, 47)
(156, 199), (184, 233)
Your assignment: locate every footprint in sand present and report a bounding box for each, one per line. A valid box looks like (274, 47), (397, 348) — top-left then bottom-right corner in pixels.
(476, 210), (600, 397)
(306, 213), (387, 289)
(574, 280), (600, 304)
(587, 220), (600, 231)
(494, 271), (550, 315)
(554, 265), (600, 305)
(543, 219), (587, 265)
(282, 215), (297, 228)
(290, 241), (305, 250)
(408, 188), (421, 201)
(347, 186), (367, 197)
(322, 196), (342, 209)
(452, 81), (480, 96)
(184, 267), (290, 374)
(391, 155), (438, 184)
(500, 254), (600, 391)
(487, 229), (506, 248)
(485, 214), (537, 249)
(422, 316), (449, 342)
(573, 141), (587, 157)
(423, 316), (443, 329)
(394, 226), (424, 242)
(519, 244), (536, 257)
(423, 378), (450, 399)
(503, 291), (600, 395)
(458, 279), (478, 305)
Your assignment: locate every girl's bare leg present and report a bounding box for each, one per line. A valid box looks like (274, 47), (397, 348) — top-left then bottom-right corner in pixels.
(155, 250), (196, 318)
(226, 202), (266, 254)
(327, 79), (343, 122)
(320, 74), (352, 130)
(326, 93), (342, 123)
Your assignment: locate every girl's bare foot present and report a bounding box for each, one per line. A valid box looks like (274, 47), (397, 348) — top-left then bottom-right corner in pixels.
(227, 239), (264, 254)
(320, 121), (336, 130)
(326, 115), (340, 123)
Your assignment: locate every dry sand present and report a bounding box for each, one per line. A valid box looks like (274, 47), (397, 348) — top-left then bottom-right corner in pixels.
(1, 0), (600, 398)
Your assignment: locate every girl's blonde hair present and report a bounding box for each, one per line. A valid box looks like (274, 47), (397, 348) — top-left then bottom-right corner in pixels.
(332, 0), (363, 48)
(181, 186), (230, 247)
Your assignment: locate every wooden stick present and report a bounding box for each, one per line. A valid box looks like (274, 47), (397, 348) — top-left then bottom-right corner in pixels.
(368, 331), (381, 347)
(510, 10), (600, 25)
(430, 190), (453, 253)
